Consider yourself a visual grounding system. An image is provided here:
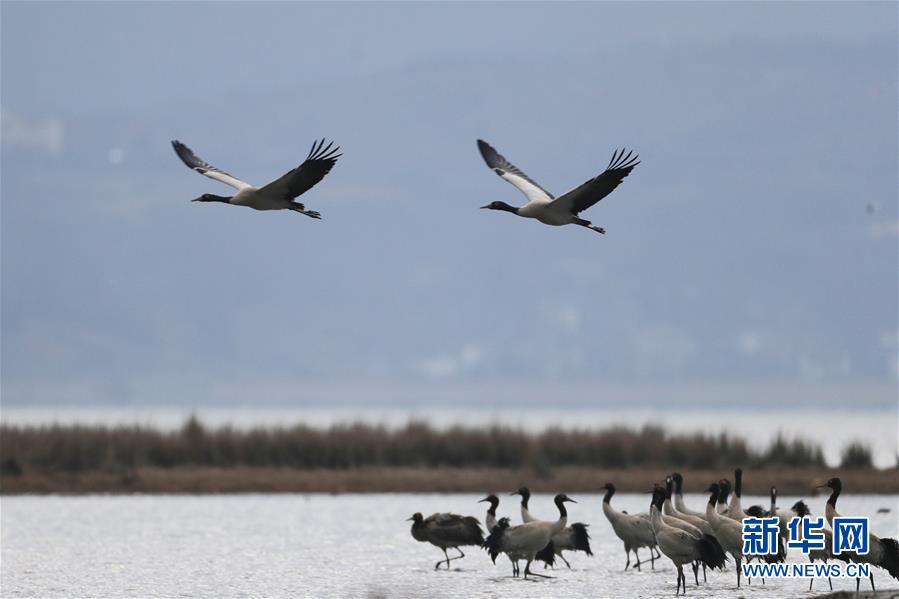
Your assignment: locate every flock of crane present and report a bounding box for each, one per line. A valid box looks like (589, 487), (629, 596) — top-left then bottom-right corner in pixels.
(172, 137), (639, 235)
(408, 474), (899, 595)
(170, 135), (895, 595)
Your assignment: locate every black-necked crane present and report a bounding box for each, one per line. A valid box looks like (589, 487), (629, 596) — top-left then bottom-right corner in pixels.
(671, 473), (709, 520)
(716, 479), (732, 514)
(661, 479), (720, 583)
(171, 139), (340, 218)
(705, 482), (745, 588)
(510, 487), (592, 568)
(725, 468), (747, 521)
(791, 500), (834, 592)
(482, 494), (576, 579)
(601, 482), (660, 571)
(819, 477), (899, 591)
(479, 494), (500, 531)
(650, 488), (728, 595)
(511, 486), (537, 523)
(478, 495), (555, 571)
(476, 139), (639, 235)
(663, 478), (714, 536)
(408, 512), (484, 570)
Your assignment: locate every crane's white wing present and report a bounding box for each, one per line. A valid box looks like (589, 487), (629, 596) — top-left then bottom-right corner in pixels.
(477, 139), (553, 204)
(171, 140), (252, 191)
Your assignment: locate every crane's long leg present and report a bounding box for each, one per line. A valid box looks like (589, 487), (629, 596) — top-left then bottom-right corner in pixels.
(624, 548), (632, 571)
(441, 547), (465, 568)
(702, 562), (707, 582)
(635, 548), (643, 571)
(868, 573), (875, 591)
(524, 560), (552, 579)
(692, 561), (699, 585)
(736, 557), (742, 588)
(435, 548), (449, 570)
(559, 553), (571, 569)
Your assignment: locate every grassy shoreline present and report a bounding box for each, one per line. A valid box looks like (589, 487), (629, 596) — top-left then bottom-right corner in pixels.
(2, 465), (896, 495)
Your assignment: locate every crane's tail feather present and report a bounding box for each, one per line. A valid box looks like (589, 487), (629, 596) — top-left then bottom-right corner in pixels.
(570, 522), (593, 556)
(698, 534), (729, 570)
(536, 541), (556, 566)
(881, 537), (899, 580)
(482, 520), (508, 564)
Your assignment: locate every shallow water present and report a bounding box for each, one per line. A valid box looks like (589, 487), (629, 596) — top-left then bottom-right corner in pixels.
(2, 493), (897, 598)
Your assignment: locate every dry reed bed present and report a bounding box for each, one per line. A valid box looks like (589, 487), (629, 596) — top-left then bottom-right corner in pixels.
(1, 418), (890, 495)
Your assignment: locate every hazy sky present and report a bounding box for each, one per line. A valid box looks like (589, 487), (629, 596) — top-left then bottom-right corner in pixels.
(2, 2), (897, 412)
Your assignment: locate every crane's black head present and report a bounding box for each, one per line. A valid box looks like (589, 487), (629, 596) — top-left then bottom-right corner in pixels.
(554, 493), (577, 504)
(407, 512), (423, 523)
(601, 482), (616, 492)
(823, 477), (842, 492)
(480, 201), (518, 214)
(791, 500), (810, 518)
(651, 488), (666, 509)
(479, 494), (499, 508)
(192, 193), (231, 203)
(718, 478), (732, 498)
(511, 486), (531, 499)
(745, 505), (767, 518)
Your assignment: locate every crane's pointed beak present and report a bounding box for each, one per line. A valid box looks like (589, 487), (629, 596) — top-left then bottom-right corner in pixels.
(567, 498), (577, 503)
(480, 204), (490, 209)
(477, 497), (490, 503)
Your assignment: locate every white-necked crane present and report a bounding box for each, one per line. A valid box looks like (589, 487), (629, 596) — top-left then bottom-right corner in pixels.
(408, 512), (484, 570)
(819, 477), (899, 591)
(601, 482), (660, 571)
(477, 139), (639, 235)
(483, 494), (576, 579)
(172, 139), (340, 218)
(650, 488), (728, 595)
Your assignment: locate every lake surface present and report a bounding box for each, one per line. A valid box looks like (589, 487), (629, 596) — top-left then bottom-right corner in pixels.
(2, 493), (898, 598)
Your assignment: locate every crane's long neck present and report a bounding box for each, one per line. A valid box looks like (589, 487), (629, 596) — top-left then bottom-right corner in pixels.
(770, 487), (777, 513)
(673, 476), (692, 513)
(734, 469), (743, 498)
(824, 481), (842, 526)
(706, 487), (721, 523)
(519, 489), (530, 510)
(663, 495), (676, 516)
(552, 496), (569, 534)
(602, 486), (615, 505)
(650, 503), (663, 531)
(484, 500), (498, 530)
(826, 483), (841, 509)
